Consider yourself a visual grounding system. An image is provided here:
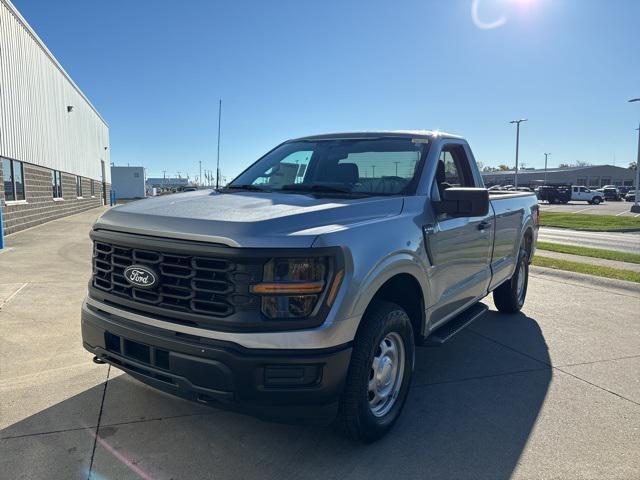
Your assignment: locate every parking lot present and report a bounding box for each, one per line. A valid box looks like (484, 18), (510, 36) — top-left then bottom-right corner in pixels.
(539, 199), (640, 216)
(1, 208), (639, 480)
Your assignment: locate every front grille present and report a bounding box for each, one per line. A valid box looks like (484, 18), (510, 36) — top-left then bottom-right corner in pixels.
(92, 241), (259, 318)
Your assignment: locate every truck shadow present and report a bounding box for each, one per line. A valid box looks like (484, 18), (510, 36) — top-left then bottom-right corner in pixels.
(1, 310), (550, 480)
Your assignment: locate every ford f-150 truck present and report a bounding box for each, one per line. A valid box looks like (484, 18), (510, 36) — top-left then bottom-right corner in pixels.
(82, 131), (538, 442)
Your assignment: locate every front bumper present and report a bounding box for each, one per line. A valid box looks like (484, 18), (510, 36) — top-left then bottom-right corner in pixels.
(82, 303), (352, 424)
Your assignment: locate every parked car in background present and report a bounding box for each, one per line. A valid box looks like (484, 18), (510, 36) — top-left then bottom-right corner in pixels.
(601, 186), (620, 201)
(82, 131), (539, 442)
(625, 190), (638, 202)
(537, 185), (571, 204)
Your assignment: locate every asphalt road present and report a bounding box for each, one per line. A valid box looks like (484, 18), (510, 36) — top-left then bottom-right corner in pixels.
(538, 227), (640, 253)
(539, 200), (640, 216)
(1, 208), (639, 480)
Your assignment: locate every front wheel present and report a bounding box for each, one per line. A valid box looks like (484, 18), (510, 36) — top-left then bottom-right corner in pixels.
(592, 197), (601, 205)
(336, 300), (414, 443)
(493, 249), (529, 313)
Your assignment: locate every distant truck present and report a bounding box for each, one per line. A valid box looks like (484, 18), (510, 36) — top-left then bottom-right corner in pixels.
(537, 185), (603, 204)
(82, 131), (539, 442)
(570, 186), (604, 204)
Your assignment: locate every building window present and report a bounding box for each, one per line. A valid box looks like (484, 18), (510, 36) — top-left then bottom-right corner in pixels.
(51, 170), (63, 198)
(588, 177), (599, 187)
(90, 179), (95, 196)
(601, 177), (611, 187)
(76, 176), (83, 197)
(576, 177), (587, 186)
(2, 158), (26, 201)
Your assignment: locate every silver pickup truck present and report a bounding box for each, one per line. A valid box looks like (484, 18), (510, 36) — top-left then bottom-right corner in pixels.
(83, 131), (538, 442)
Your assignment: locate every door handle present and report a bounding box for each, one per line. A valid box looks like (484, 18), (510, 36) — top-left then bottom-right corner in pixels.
(478, 220), (490, 231)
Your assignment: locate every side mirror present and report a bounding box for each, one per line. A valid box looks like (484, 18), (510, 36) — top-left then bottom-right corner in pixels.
(435, 187), (489, 217)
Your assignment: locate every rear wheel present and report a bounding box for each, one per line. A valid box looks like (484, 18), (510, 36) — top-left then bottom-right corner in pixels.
(493, 249), (529, 313)
(592, 197), (601, 205)
(336, 301), (414, 443)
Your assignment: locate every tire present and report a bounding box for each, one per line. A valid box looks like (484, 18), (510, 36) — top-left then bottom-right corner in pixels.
(493, 249), (529, 314)
(592, 197), (601, 205)
(336, 300), (414, 443)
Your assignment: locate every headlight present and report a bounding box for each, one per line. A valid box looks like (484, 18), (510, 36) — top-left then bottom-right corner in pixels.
(250, 257), (341, 319)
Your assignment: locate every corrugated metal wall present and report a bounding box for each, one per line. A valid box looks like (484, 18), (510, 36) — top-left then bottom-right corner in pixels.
(0, 0), (110, 182)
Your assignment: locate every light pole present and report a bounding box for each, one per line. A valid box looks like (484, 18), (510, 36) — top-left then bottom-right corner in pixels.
(630, 99), (640, 213)
(216, 99), (222, 189)
(544, 152), (551, 184)
(510, 118), (528, 188)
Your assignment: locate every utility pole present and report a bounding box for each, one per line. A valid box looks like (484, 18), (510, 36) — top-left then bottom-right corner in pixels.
(544, 153), (551, 184)
(199, 161), (202, 187)
(216, 99), (222, 189)
(371, 165), (376, 178)
(394, 161), (400, 176)
(510, 118), (528, 188)
(629, 99), (640, 213)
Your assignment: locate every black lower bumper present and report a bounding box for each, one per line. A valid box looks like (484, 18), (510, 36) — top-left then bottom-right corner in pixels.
(82, 304), (352, 424)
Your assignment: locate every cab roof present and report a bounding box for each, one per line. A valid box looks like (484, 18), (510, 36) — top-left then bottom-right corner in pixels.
(288, 130), (464, 142)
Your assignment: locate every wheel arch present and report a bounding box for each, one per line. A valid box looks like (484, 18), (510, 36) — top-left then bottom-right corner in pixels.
(352, 264), (427, 343)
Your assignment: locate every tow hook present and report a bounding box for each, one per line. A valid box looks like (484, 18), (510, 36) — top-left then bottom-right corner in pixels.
(93, 356), (106, 365)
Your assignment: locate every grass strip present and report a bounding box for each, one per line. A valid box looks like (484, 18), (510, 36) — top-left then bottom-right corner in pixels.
(540, 212), (640, 231)
(532, 256), (640, 283)
(537, 241), (640, 265)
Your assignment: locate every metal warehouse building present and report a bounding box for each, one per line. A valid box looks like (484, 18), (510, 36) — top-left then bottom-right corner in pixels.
(0, 0), (110, 236)
(481, 165), (636, 188)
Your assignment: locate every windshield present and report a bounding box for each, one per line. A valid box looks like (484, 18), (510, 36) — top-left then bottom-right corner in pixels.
(229, 138), (427, 196)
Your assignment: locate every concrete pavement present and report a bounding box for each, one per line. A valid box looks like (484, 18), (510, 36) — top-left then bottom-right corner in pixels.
(1, 208), (639, 480)
(539, 200), (640, 217)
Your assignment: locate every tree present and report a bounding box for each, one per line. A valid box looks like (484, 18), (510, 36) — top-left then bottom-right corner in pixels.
(497, 164), (511, 171)
(630, 161), (637, 170)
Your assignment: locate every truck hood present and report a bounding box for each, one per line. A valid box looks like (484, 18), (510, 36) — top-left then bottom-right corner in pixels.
(94, 190), (405, 248)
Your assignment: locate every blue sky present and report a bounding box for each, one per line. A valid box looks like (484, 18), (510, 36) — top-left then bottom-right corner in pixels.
(13, 0), (640, 181)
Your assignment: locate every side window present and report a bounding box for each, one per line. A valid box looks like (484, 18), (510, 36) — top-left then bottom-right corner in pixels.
(439, 151), (463, 187)
(435, 145), (474, 197)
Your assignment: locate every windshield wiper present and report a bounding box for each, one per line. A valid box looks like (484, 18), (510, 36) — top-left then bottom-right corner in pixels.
(281, 184), (355, 194)
(223, 184), (268, 192)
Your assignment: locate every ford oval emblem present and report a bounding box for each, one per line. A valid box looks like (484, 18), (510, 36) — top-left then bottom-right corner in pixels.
(123, 265), (158, 289)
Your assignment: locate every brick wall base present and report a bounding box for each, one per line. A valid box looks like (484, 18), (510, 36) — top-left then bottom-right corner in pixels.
(1, 161), (111, 236)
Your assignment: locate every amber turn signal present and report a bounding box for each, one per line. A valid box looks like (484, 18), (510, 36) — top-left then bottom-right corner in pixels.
(326, 270), (344, 307)
(250, 281), (325, 295)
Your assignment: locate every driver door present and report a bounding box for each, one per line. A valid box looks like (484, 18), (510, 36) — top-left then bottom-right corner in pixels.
(425, 144), (494, 326)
